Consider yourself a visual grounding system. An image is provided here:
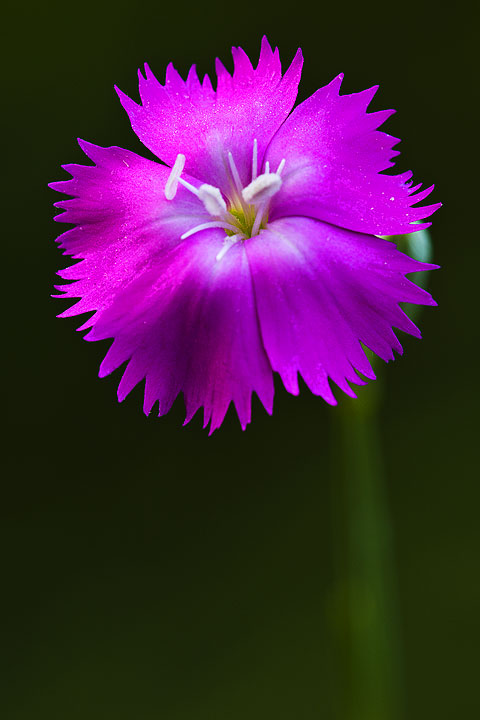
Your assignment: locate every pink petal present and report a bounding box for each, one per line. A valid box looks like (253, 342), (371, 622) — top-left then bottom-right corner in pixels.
(245, 217), (437, 402)
(50, 140), (209, 328)
(85, 234), (274, 433)
(265, 75), (441, 236)
(115, 36), (303, 188)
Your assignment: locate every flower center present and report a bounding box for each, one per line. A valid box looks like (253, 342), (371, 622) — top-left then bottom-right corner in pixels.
(164, 140), (285, 261)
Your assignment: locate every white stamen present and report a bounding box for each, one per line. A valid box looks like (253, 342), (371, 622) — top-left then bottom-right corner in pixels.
(252, 139), (258, 181)
(180, 221), (239, 241)
(228, 151), (244, 195)
(242, 172), (282, 205)
(177, 176), (199, 196)
(251, 203), (266, 237)
(165, 153), (186, 200)
(216, 234), (242, 262)
(197, 184), (227, 216)
(171, 148), (283, 247)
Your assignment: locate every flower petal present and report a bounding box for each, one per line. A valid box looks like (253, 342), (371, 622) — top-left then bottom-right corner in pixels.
(266, 75), (441, 236)
(115, 36), (303, 188)
(50, 140), (209, 328)
(84, 234), (274, 433)
(245, 217), (437, 402)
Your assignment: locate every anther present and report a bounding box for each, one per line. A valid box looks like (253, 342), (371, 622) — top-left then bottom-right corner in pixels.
(197, 184), (227, 216)
(164, 154), (186, 200)
(242, 172), (282, 205)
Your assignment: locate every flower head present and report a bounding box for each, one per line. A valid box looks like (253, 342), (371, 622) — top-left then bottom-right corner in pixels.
(50, 37), (440, 433)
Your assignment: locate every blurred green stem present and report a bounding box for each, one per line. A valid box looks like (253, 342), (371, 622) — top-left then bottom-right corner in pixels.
(330, 228), (432, 719)
(331, 379), (404, 720)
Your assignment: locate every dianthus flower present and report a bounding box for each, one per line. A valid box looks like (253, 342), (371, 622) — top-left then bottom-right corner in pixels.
(51, 37), (440, 432)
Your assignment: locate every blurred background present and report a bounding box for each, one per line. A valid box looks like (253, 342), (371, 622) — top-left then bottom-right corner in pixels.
(2, 1), (477, 718)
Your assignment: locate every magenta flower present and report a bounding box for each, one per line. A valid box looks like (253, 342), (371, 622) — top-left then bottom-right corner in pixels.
(51, 37), (440, 433)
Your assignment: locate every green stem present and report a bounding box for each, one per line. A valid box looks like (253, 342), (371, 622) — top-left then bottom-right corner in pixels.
(331, 380), (404, 720)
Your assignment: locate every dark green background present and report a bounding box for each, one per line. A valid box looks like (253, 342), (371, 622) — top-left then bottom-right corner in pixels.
(3, 1), (477, 718)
